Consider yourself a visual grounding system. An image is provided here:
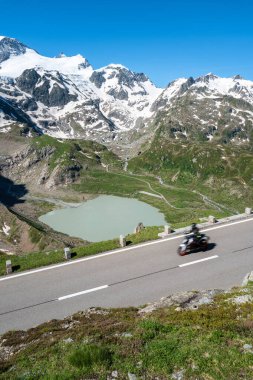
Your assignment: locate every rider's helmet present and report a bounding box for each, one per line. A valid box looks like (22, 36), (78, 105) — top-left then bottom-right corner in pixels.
(191, 223), (196, 229)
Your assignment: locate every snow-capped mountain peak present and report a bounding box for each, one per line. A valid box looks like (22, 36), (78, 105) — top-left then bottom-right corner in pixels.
(0, 37), (162, 140)
(0, 47), (92, 78)
(1, 36), (253, 149)
(0, 36), (92, 79)
(192, 73), (253, 101)
(152, 73), (253, 111)
(0, 36), (29, 64)
(150, 72), (253, 146)
(88, 64), (162, 131)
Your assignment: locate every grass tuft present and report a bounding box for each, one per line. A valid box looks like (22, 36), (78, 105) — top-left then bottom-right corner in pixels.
(68, 344), (112, 369)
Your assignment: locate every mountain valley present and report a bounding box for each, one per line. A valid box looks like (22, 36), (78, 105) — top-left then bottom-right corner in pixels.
(1, 36), (253, 257)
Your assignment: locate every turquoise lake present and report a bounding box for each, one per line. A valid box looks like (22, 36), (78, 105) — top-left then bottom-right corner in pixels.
(39, 195), (166, 242)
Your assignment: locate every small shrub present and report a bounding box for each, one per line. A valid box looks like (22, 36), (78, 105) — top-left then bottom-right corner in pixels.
(68, 344), (112, 369)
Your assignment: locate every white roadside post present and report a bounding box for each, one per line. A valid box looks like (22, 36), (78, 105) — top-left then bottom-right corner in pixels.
(158, 224), (172, 238)
(64, 247), (71, 260)
(119, 235), (126, 247)
(6, 260), (12, 274)
(208, 215), (216, 224)
(164, 225), (171, 234)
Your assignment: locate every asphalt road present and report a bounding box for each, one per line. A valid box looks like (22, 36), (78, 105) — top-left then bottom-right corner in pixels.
(1, 217), (253, 334)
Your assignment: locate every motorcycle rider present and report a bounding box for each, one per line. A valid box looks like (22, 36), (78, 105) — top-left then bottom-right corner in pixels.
(190, 223), (201, 242)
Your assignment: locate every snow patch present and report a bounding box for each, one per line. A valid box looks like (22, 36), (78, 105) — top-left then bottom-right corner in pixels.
(98, 63), (128, 71)
(2, 223), (11, 236)
(0, 49), (93, 78)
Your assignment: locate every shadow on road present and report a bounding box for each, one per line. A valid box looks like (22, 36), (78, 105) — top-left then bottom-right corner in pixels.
(206, 242), (216, 251)
(0, 174), (28, 207)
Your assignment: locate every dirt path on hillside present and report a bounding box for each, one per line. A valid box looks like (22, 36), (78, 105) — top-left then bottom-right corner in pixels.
(110, 170), (237, 214)
(107, 171), (179, 209)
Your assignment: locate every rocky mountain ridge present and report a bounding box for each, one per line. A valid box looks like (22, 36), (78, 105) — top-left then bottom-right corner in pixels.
(0, 37), (161, 144)
(1, 36), (253, 149)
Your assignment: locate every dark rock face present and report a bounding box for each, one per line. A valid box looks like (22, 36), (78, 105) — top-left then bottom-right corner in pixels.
(0, 37), (27, 64)
(150, 94), (168, 112)
(33, 80), (50, 105)
(107, 88), (128, 100)
(24, 146), (56, 167)
(233, 75), (243, 80)
(229, 83), (251, 98)
(16, 69), (40, 94)
(90, 71), (106, 88)
(90, 67), (150, 101)
(107, 109), (127, 122)
(134, 73), (148, 82)
(195, 73), (218, 84)
(78, 60), (91, 70)
(16, 69), (78, 107)
(52, 163), (83, 186)
(49, 84), (76, 107)
(20, 98), (38, 111)
(132, 90), (147, 96)
(38, 120), (57, 129)
(116, 68), (146, 87)
(178, 77), (195, 95)
(91, 67), (149, 93)
(38, 146), (55, 159)
(0, 96), (38, 129)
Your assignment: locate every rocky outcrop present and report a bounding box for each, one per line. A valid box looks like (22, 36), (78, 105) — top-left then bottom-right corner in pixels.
(16, 69), (78, 107)
(107, 87), (128, 100)
(139, 289), (224, 314)
(0, 96), (38, 131)
(49, 83), (76, 107)
(16, 69), (40, 94)
(0, 37), (27, 64)
(90, 71), (106, 88)
(20, 97), (38, 111)
(0, 145), (55, 172)
(0, 140), (86, 192)
(177, 76), (195, 95)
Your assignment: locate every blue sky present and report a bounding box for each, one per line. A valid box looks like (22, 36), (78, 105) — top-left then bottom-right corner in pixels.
(1, 0), (253, 87)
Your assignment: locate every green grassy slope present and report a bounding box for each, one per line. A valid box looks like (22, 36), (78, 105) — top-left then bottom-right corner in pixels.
(30, 134), (122, 171)
(1, 285), (253, 379)
(127, 127), (253, 214)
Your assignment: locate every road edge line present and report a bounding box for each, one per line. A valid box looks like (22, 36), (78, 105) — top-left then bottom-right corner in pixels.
(1, 217), (253, 282)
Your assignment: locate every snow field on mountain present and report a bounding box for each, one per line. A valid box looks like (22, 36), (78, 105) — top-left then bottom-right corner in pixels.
(0, 48), (92, 78)
(1, 36), (253, 141)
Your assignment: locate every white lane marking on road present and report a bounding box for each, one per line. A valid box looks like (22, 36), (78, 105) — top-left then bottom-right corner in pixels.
(58, 285), (108, 301)
(179, 255), (219, 267)
(0, 236), (189, 282)
(1, 217), (253, 282)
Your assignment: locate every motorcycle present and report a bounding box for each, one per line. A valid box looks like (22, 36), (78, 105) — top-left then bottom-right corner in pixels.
(177, 233), (209, 256)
